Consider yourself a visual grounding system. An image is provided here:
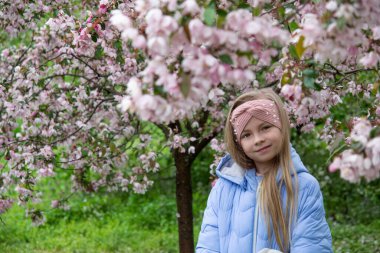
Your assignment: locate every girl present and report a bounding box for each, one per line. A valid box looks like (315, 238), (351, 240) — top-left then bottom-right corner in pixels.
(196, 88), (332, 253)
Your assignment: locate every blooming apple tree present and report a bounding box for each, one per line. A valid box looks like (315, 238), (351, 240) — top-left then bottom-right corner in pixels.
(0, 0), (380, 252)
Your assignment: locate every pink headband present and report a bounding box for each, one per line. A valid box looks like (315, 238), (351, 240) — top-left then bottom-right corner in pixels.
(230, 99), (282, 143)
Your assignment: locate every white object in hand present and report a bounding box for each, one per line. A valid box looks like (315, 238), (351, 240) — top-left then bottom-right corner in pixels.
(258, 248), (283, 253)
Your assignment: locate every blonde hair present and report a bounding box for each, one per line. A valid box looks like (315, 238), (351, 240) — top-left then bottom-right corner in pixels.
(224, 88), (298, 252)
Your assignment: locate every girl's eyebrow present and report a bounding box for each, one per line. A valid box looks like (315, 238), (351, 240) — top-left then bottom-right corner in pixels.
(241, 122), (269, 134)
(241, 129), (250, 134)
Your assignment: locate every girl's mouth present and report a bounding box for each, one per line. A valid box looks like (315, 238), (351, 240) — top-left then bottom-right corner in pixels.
(256, 145), (271, 153)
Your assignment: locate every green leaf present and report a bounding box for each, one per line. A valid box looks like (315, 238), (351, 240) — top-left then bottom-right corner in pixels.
(94, 45), (104, 60)
(304, 77), (316, 89)
(204, 2), (216, 26)
(114, 40), (122, 51)
(327, 143), (347, 163)
(278, 6), (286, 20)
(91, 32), (98, 42)
(303, 68), (318, 78)
(281, 71), (291, 85)
(216, 9), (227, 17)
(295, 36), (306, 58)
(37, 79), (45, 88)
(180, 73), (191, 98)
(288, 21), (299, 33)
(289, 44), (299, 60)
(115, 84), (124, 93)
(336, 17), (346, 29)
(252, 7), (261, 16)
(216, 9), (227, 28)
(39, 104), (49, 112)
(219, 54), (233, 65)
(351, 141), (365, 153)
(153, 85), (165, 97)
(114, 40), (125, 65)
(237, 0), (250, 9)
(109, 142), (117, 153)
(370, 126), (380, 138)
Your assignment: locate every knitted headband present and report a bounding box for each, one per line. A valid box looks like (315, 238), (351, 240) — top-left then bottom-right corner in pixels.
(230, 99), (282, 144)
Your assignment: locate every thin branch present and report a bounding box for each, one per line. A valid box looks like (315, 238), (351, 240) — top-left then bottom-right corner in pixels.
(40, 73), (96, 84)
(70, 53), (110, 78)
(5, 44), (33, 84)
(49, 98), (113, 145)
(323, 63), (342, 75)
(261, 0), (297, 16)
(189, 127), (221, 164)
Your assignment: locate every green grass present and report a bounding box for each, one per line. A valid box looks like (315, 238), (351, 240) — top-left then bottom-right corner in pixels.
(0, 192), (180, 253)
(331, 220), (380, 253)
(1, 186), (379, 253)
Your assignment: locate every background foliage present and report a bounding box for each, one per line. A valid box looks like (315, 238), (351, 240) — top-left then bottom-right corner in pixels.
(1, 127), (380, 252)
(1, 0), (380, 252)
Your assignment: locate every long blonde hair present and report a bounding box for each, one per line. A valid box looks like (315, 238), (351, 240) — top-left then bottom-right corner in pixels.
(224, 88), (298, 252)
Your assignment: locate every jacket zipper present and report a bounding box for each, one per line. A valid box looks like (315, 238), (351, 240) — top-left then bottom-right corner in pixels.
(253, 181), (262, 253)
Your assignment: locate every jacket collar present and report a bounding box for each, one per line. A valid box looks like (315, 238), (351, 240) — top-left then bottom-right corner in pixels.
(215, 144), (308, 191)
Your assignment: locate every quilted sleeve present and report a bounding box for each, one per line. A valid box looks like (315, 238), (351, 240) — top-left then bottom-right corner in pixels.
(291, 174), (333, 253)
(196, 179), (221, 253)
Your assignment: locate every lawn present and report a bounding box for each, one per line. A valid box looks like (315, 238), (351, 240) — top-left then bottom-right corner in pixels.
(1, 186), (379, 253)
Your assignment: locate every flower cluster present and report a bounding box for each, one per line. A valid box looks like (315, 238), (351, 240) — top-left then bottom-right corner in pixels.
(0, 199), (13, 214)
(292, 0), (380, 67)
(1, 0), (380, 221)
(110, 4), (289, 123)
(329, 119), (380, 183)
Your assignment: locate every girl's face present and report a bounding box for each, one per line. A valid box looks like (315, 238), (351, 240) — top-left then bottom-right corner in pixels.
(240, 117), (282, 172)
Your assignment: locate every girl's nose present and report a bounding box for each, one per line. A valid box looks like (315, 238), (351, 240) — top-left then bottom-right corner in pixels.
(254, 134), (264, 146)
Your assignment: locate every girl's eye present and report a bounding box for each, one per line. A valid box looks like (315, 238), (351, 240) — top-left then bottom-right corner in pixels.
(262, 125), (271, 131)
(241, 133), (250, 139)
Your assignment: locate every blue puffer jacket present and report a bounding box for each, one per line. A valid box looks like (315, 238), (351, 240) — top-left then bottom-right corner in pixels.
(196, 147), (332, 253)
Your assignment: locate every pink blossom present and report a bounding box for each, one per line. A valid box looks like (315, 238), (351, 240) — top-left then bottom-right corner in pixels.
(334, 4), (355, 20)
(245, 16), (289, 44)
(40, 145), (54, 159)
(0, 199), (13, 214)
(226, 9), (252, 32)
(110, 10), (131, 30)
(248, 0), (271, 7)
(51, 200), (60, 208)
(99, 1), (108, 14)
(340, 167), (359, 183)
(329, 157), (341, 172)
(339, 150), (362, 183)
(38, 164), (55, 177)
(372, 26), (380, 40)
(350, 118), (372, 145)
(145, 9), (178, 37)
(300, 13), (324, 47)
(325, 1), (338, 12)
(359, 52), (379, 67)
(147, 37), (168, 56)
(280, 85), (302, 103)
(133, 35), (146, 49)
(366, 137), (380, 169)
(210, 138), (225, 153)
(181, 0), (200, 15)
(127, 77), (142, 98)
(188, 146), (195, 154)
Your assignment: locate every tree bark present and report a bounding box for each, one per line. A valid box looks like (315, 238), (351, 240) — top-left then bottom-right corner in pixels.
(174, 151), (195, 253)
(165, 118), (221, 253)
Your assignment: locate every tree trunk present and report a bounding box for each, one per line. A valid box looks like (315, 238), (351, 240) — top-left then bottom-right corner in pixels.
(174, 151), (194, 253)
